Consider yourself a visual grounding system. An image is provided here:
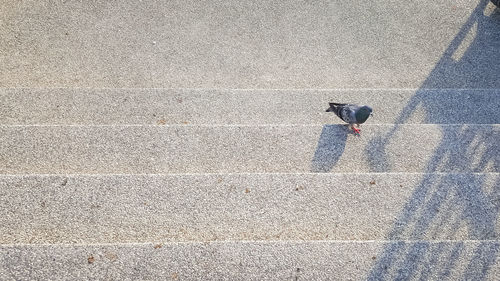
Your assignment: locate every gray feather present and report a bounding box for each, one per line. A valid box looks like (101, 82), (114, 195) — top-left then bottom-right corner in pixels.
(327, 103), (372, 124)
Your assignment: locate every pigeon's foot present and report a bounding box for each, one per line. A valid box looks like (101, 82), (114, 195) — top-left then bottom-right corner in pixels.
(352, 126), (361, 134)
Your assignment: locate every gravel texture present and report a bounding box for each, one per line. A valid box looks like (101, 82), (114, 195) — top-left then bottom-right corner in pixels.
(1, 0), (499, 88)
(1, 88), (499, 125)
(0, 174), (498, 244)
(1, 241), (500, 281)
(1, 0), (499, 279)
(1, 124), (498, 174)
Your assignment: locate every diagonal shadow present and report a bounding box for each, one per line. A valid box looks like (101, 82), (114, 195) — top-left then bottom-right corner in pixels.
(366, 1), (500, 279)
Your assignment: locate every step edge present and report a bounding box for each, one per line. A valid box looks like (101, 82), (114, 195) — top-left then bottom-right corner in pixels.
(1, 124), (499, 127)
(0, 172), (498, 177)
(2, 87), (500, 92)
(2, 240), (500, 247)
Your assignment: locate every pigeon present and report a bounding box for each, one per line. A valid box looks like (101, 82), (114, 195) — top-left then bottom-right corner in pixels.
(326, 103), (373, 134)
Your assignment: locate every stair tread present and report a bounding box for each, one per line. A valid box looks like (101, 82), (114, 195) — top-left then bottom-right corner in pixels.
(1, 124), (498, 173)
(2, 1), (499, 89)
(1, 241), (499, 280)
(2, 88), (500, 125)
(1, 174), (498, 243)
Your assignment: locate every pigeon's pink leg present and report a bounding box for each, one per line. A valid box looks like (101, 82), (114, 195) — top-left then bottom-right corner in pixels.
(352, 126), (360, 134)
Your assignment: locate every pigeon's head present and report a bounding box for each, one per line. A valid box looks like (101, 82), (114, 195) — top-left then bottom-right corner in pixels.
(355, 106), (373, 124)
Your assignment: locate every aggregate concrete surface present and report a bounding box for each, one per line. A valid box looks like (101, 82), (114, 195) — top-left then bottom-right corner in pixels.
(1, 88), (499, 125)
(1, 125), (498, 174)
(1, 0), (499, 88)
(1, 174), (498, 243)
(1, 242), (500, 281)
(1, 0), (500, 280)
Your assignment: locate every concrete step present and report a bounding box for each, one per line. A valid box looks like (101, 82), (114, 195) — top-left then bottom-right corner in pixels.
(1, 88), (499, 125)
(1, 241), (499, 280)
(1, 173), (498, 243)
(2, 0), (499, 88)
(1, 124), (498, 174)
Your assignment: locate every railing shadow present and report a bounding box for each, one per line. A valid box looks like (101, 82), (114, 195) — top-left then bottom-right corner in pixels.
(366, 1), (500, 279)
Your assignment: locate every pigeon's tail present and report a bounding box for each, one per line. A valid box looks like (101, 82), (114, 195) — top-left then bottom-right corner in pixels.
(326, 102), (344, 114)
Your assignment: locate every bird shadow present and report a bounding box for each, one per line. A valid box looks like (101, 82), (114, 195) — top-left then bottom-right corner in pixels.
(310, 124), (350, 173)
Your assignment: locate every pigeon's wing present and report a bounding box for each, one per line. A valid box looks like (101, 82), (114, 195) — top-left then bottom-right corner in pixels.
(339, 105), (357, 124)
(327, 103), (359, 124)
(327, 103), (344, 118)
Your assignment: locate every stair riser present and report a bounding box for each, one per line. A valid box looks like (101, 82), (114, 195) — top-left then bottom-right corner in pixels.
(2, 89), (499, 125)
(1, 242), (499, 280)
(1, 125), (498, 173)
(2, 1), (499, 88)
(1, 174), (497, 243)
